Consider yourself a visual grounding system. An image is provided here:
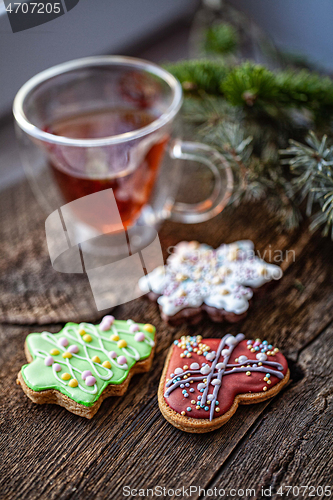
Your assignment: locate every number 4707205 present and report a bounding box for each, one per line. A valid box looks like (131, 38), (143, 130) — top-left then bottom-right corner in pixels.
(276, 485), (331, 497)
(6, 3), (62, 14)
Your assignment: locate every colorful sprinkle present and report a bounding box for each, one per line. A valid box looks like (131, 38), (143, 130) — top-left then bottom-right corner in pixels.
(129, 324), (140, 333)
(117, 339), (127, 349)
(83, 334), (92, 343)
(92, 356), (101, 363)
(62, 352), (72, 359)
(50, 349), (60, 355)
(134, 332), (145, 342)
(68, 379), (78, 388)
(44, 356), (54, 366)
(102, 361), (111, 369)
(109, 351), (117, 359)
(144, 324), (155, 333)
(117, 356), (127, 365)
(54, 363), (61, 372)
(86, 376), (96, 387)
(110, 333), (119, 341)
(82, 370), (92, 380)
(58, 337), (68, 347)
(61, 373), (71, 381)
(68, 345), (79, 354)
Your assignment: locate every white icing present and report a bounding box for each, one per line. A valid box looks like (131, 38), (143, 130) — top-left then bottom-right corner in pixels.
(238, 355), (248, 364)
(190, 362), (200, 370)
(211, 379), (221, 386)
(215, 362), (226, 370)
(139, 240), (282, 316)
(222, 349), (231, 357)
(200, 365), (211, 375)
(256, 353), (268, 361)
(207, 394), (214, 401)
(174, 367), (183, 375)
(206, 352), (216, 361)
(197, 383), (206, 390)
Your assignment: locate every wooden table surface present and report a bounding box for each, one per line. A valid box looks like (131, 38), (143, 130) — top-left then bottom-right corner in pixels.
(0, 176), (332, 500)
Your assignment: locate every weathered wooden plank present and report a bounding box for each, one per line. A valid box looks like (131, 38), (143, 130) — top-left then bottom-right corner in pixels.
(201, 324), (333, 500)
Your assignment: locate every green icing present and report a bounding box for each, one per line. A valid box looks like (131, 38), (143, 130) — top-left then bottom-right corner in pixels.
(21, 320), (155, 407)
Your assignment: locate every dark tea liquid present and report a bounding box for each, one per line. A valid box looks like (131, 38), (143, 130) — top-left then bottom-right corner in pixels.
(48, 108), (168, 231)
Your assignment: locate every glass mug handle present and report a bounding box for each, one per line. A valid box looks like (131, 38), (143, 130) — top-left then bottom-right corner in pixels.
(169, 139), (233, 223)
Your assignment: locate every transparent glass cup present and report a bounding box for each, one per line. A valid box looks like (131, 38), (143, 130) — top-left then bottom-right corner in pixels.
(14, 55), (232, 230)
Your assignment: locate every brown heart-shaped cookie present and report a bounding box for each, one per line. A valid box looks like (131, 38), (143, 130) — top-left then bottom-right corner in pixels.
(158, 333), (289, 433)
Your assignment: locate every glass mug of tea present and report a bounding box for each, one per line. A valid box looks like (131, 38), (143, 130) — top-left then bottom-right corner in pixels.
(13, 56), (233, 245)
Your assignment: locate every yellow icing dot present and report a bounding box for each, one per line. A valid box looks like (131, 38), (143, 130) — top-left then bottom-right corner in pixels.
(215, 407), (220, 412)
(143, 324), (155, 333)
(264, 377), (268, 382)
(50, 349), (60, 355)
(246, 371), (251, 376)
(102, 360), (111, 369)
(267, 380), (271, 384)
(117, 339), (127, 348)
(92, 356), (101, 363)
(83, 334), (92, 342)
(180, 353), (185, 358)
(62, 352), (72, 359)
(61, 373), (71, 381)
(181, 411), (186, 416)
(197, 350), (202, 355)
(68, 379), (78, 388)
(186, 353), (192, 358)
(183, 365), (188, 370)
(110, 333), (120, 341)
(258, 362), (263, 366)
(263, 386), (268, 392)
(78, 328), (86, 336)
(196, 405), (200, 410)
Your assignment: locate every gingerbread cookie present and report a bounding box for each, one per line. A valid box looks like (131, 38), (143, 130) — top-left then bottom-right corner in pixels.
(17, 316), (156, 418)
(139, 240), (283, 325)
(158, 333), (289, 433)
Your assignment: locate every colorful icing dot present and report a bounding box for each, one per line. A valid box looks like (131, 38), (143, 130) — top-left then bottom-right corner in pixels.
(263, 386), (268, 391)
(174, 367), (183, 375)
(215, 407), (220, 412)
(117, 339), (127, 349)
(134, 332), (145, 342)
(69, 379), (78, 388)
(109, 351), (117, 359)
(181, 411), (186, 416)
(82, 370), (92, 380)
(204, 406), (209, 411)
(266, 373), (271, 378)
(246, 371), (251, 376)
(54, 363), (61, 372)
(143, 324), (155, 333)
(61, 373), (71, 381)
(62, 352), (72, 359)
(117, 356), (127, 365)
(86, 376), (97, 387)
(190, 362), (200, 370)
(129, 324), (140, 333)
(92, 356), (101, 363)
(44, 356), (54, 366)
(50, 349), (60, 355)
(186, 407), (192, 412)
(100, 315), (115, 331)
(83, 334), (92, 343)
(78, 328), (86, 336)
(102, 360), (111, 369)
(110, 333), (120, 341)
(68, 345), (79, 354)
(189, 388), (195, 393)
(58, 337), (68, 347)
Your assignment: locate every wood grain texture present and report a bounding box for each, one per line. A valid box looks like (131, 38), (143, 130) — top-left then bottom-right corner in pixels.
(1, 178), (333, 499)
